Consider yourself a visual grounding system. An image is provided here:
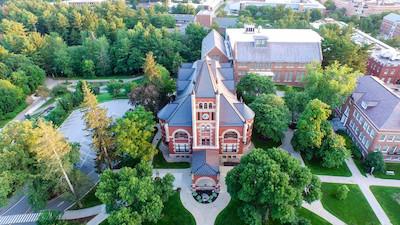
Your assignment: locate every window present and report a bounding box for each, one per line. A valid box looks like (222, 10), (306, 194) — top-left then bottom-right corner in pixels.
(204, 103), (208, 109)
(370, 129), (375, 138)
(387, 135), (395, 142)
(395, 136), (400, 142)
(382, 145), (389, 153)
(380, 135), (386, 141)
(199, 103), (203, 109)
(224, 131), (238, 139)
(374, 144), (381, 152)
(174, 144), (189, 153)
(201, 138), (210, 145)
(174, 131), (188, 139)
(255, 38), (267, 47)
(365, 140), (371, 149)
(209, 103), (212, 109)
(223, 144), (238, 152)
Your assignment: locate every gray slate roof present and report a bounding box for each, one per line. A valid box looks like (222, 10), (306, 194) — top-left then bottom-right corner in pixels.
(201, 30), (228, 59)
(384, 13), (400, 23)
(235, 42), (322, 63)
(157, 59), (254, 126)
(352, 76), (400, 131)
(191, 150), (219, 176)
(214, 17), (238, 28)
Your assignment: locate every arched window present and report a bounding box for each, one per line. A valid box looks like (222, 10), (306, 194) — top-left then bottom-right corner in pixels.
(199, 103), (203, 109)
(224, 131), (238, 139)
(175, 131), (188, 139)
(204, 103), (208, 109)
(209, 103), (213, 109)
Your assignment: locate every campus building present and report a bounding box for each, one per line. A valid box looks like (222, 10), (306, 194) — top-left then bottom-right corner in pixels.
(227, 0), (325, 15)
(224, 25), (323, 85)
(157, 58), (254, 190)
(339, 76), (400, 162)
(367, 49), (400, 85)
(380, 13), (400, 40)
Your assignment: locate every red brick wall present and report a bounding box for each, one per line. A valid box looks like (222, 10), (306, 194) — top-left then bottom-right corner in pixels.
(205, 48), (229, 63)
(367, 57), (400, 84)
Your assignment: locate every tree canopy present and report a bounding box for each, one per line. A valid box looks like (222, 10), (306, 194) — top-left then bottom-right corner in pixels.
(226, 148), (321, 225)
(96, 162), (174, 225)
(250, 94), (290, 142)
(304, 62), (360, 109)
(236, 73), (276, 103)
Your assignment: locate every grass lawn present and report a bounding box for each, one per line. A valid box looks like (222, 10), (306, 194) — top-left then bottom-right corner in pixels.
(303, 156), (352, 177)
(353, 157), (367, 177)
(252, 131), (281, 150)
(370, 186), (400, 225)
(321, 183), (380, 225)
(215, 199), (331, 225)
(71, 186), (101, 210)
(96, 93), (114, 103)
(374, 163), (400, 180)
(145, 191), (195, 225)
(152, 150), (190, 169)
(297, 207), (331, 225)
(0, 102), (27, 128)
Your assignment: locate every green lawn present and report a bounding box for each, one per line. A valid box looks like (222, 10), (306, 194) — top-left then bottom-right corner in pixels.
(303, 156), (352, 177)
(321, 183), (380, 225)
(215, 199), (330, 225)
(252, 131), (281, 150)
(370, 186), (400, 225)
(152, 150), (190, 169)
(353, 157), (367, 177)
(96, 93), (114, 103)
(297, 207), (331, 225)
(374, 163), (400, 180)
(144, 191), (195, 225)
(0, 102), (27, 128)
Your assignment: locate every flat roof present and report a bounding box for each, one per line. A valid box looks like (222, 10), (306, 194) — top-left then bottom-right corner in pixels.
(225, 28), (322, 44)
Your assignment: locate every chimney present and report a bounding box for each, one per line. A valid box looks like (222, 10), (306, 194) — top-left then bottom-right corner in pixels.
(244, 24), (255, 33)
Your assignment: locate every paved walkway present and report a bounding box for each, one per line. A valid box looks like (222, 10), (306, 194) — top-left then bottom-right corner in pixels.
(281, 129), (400, 225)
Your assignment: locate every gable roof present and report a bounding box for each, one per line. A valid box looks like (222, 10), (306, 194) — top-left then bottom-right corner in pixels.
(351, 76), (400, 131)
(384, 13), (400, 23)
(157, 59), (254, 127)
(191, 150), (219, 176)
(226, 28), (322, 63)
(201, 30), (227, 59)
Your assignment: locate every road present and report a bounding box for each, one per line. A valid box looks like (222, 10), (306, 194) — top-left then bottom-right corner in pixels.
(0, 100), (132, 224)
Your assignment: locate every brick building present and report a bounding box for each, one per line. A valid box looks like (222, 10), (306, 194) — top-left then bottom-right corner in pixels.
(224, 26), (323, 86)
(367, 49), (400, 85)
(380, 13), (400, 40)
(339, 76), (400, 162)
(157, 59), (254, 190)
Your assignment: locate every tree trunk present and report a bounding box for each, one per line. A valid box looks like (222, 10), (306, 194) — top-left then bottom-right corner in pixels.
(102, 144), (113, 170)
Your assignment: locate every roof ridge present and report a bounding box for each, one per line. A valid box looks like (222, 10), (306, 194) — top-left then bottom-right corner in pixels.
(166, 95), (191, 121)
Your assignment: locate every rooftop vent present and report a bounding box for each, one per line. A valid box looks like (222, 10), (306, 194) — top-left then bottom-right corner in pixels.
(244, 24), (255, 33)
(257, 25), (262, 33)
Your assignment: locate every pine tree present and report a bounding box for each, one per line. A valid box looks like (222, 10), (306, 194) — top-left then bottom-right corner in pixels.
(143, 52), (160, 83)
(82, 81), (114, 170)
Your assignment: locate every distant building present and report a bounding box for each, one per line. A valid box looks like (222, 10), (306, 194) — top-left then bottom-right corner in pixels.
(194, 10), (238, 33)
(157, 59), (254, 190)
(339, 76), (400, 162)
(312, 18), (400, 85)
(227, 0), (325, 15)
(367, 49), (400, 85)
(380, 13), (400, 40)
(60, 0), (106, 6)
(201, 30), (230, 63)
(225, 25), (323, 85)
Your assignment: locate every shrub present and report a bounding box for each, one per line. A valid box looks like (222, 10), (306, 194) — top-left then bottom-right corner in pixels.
(337, 130), (362, 159)
(51, 85), (69, 97)
(107, 80), (124, 97)
(45, 106), (68, 126)
(365, 151), (385, 174)
(37, 210), (61, 225)
(336, 185), (350, 200)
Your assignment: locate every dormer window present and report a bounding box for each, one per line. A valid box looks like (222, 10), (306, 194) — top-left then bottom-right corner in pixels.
(361, 101), (368, 109)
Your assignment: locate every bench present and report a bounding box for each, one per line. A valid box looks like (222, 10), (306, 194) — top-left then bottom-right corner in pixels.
(386, 170), (395, 176)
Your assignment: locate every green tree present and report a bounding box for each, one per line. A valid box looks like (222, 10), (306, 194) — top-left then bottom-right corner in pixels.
(292, 99), (331, 158)
(82, 59), (95, 78)
(320, 24), (370, 73)
(250, 94), (290, 142)
(283, 88), (309, 123)
(96, 162), (174, 225)
(365, 151), (385, 174)
(226, 148), (321, 225)
(0, 79), (25, 116)
(82, 81), (115, 170)
(184, 23), (209, 61)
(237, 73), (276, 103)
(304, 62), (360, 109)
(113, 106), (156, 161)
(336, 185), (349, 200)
(143, 52), (160, 83)
(37, 211), (62, 225)
(319, 129), (350, 168)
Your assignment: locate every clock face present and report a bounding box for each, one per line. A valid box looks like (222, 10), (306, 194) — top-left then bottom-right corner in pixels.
(202, 113), (210, 120)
